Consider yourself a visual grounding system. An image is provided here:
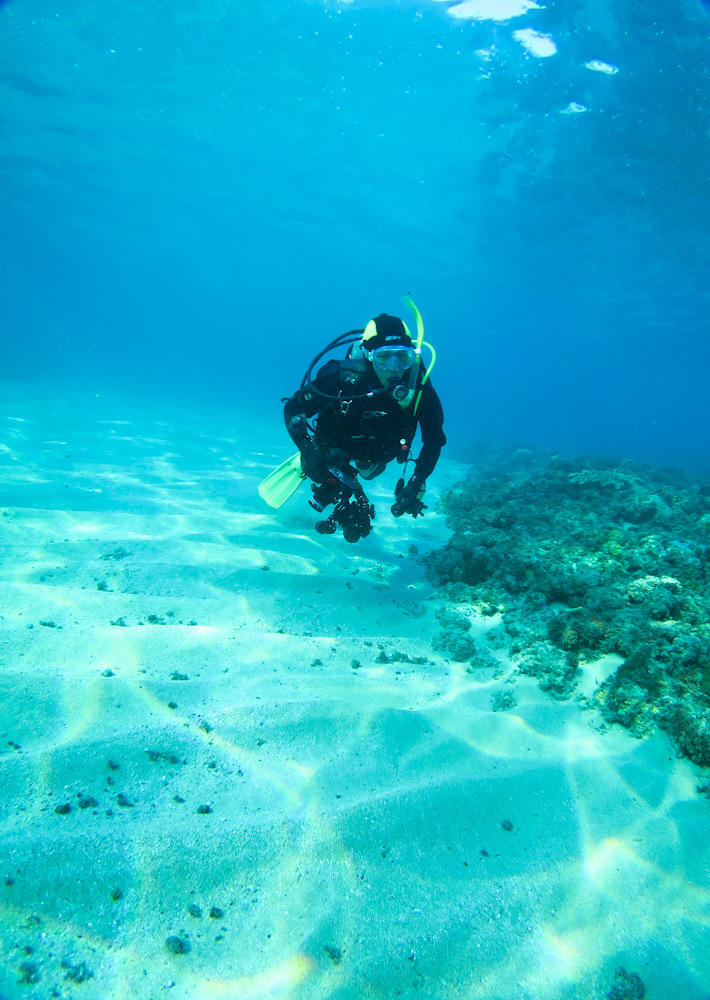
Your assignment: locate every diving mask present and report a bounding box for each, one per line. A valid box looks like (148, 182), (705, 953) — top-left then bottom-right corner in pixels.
(368, 346), (418, 376)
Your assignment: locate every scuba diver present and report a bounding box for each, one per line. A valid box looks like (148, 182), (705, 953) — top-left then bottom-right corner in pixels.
(258, 296), (446, 543)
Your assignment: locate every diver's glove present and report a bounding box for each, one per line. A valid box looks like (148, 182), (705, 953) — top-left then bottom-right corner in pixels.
(299, 442), (330, 484)
(391, 476), (427, 518)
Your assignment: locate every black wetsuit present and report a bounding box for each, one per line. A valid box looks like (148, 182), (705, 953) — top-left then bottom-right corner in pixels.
(283, 357), (446, 482)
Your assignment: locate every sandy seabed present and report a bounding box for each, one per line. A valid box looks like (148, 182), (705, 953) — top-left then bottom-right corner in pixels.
(0, 383), (708, 1000)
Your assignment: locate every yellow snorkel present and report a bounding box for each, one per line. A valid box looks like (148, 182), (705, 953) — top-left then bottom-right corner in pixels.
(403, 294), (436, 415)
(404, 293), (424, 350)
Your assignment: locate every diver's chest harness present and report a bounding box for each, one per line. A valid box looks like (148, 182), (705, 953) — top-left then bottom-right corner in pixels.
(306, 360), (414, 455)
(323, 360), (401, 420)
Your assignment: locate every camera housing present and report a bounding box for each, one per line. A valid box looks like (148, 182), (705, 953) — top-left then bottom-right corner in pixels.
(309, 462), (375, 543)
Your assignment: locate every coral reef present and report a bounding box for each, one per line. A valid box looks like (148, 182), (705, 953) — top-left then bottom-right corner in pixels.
(426, 449), (710, 766)
(432, 607), (477, 661)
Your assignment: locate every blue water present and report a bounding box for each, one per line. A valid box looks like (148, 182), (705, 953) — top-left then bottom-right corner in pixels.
(1, 0), (709, 473)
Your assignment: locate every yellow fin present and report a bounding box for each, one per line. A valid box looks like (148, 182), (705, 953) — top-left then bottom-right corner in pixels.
(258, 452), (305, 508)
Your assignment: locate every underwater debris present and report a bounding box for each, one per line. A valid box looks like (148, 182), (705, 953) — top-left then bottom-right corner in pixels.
(607, 966), (645, 999)
(426, 449), (710, 765)
(100, 547), (130, 561)
(17, 961), (40, 984)
(146, 750), (181, 765)
(491, 689), (517, 711)
(165, 935), (190, 955)
(375, 648), (428, 665)
(399, 600), (427, 618)
(62, 959), (93, 983)
(466, 646), (500, 671)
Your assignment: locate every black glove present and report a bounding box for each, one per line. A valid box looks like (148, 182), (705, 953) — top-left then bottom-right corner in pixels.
(300, 441), (329, 484)
(391, 476), (427, 518)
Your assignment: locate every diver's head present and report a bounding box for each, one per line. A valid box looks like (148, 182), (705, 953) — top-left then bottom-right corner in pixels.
(359, 314), (419, 392)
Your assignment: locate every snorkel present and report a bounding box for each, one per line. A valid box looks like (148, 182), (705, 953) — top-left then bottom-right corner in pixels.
(402, 295), (436, 414)
(381, 295), (423, 409)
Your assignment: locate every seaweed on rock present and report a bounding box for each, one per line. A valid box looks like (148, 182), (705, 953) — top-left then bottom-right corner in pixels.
(426, 449), (710, 766)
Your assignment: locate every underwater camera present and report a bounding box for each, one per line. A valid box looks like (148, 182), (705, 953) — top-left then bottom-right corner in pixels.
(309, 460), (375, 543)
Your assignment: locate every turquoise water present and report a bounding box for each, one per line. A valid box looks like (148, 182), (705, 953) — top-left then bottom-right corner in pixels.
(2, 0), (709, 467)
(2, 3), (710, 998)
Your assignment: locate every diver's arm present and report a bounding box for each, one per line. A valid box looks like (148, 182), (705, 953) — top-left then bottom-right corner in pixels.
(284, 380), (346, 483)
(283, 358), (343, 445)
(282, 394), (324, 482)
(392, 383), (445, 518)
(283, 393), (312, 449)
(412, 382), (446, 482)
